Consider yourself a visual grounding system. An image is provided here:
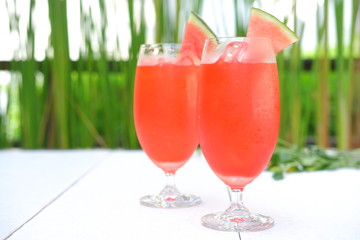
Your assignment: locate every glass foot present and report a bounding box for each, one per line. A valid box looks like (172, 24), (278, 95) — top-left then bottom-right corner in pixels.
(140, 193), (201, 208)
(140, 185), (201, 208)
(201, 211), (274, 232)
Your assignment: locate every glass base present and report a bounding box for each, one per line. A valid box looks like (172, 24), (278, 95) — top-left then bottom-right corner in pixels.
(140, 185), (201, 208)
(201, 211), (274, 232)
(140, 193), (201, 208)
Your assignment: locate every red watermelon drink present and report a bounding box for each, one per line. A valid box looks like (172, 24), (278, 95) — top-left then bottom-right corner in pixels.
(198, 37), (279, 232)
(134, 12), (217, 208)
(135, 53), (198, 175)
(198, 8), (299, 232)
(134, 43), (202, 208)
(198, 38), (280, 190)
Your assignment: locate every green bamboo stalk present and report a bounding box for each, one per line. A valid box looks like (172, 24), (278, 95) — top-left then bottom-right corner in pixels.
(174, 0), (182, 42)
(153, 0), (164, 43)
(70, 67), (88, 147)
(277, 42), (288, 142)
(353, 35), (360, 147)
(334, 0), (350, 149)
(354, 62), (360, 148)
(288, 1), (302, 146)
(349, 0), (360, 147)
(122, 0), (146, 148)
(96, 0), (117, 147)
(72, 65), (82, 147)
(7, 0), (32, 148)
(163, 0), (172, 42)
(38, 53), (52, 147)
(67, 0), (110, 148)
(0, 112), (4, 148)
(191, 0), (204, 13)
(289, 53), (301, 145)
(0, 121), (5, 148)
(86, 22), (99, 147)
(314, 0), (330, 148)
(234, 0), (241, 36)
(299, 71), (315, 146)
(7, 71), (22, 146)
(0, 85), (7, 148)
(296, 21), (307, 146)
(34, 45), (58, 148)
(277, 16), (292, 143)
(6, 0), (22, 147)
(81, 2), (99, 147)
(48, 0), (71, 148)
(19, 0), (41, 148)
(87, 46), (99, 147)
(234, 0), (255, 36)
(71, 4), (95, 148)
(116, 28), (127, 147)
(287, 1), (307, 147)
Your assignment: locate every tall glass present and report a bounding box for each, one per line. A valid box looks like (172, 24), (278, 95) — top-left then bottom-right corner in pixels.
(197, 37), (279, 231)
(134, 43), (201, 208)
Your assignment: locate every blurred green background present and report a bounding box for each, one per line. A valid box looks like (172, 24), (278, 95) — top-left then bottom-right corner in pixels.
(0, 0), (359, 161)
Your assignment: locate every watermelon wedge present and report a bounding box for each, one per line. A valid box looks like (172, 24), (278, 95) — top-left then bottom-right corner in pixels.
(181, 11), (217, 60)
(247, 8), (299, 53)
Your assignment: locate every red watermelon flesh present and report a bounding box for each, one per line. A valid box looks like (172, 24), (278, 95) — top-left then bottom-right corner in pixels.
(247, 8), (299, 53)
(180, 12), (217, 61)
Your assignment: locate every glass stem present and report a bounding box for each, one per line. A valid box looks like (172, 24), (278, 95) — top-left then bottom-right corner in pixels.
(227, 187), (249, 214)
(164, 172), (176, 187)
(159, 173), (180, 197)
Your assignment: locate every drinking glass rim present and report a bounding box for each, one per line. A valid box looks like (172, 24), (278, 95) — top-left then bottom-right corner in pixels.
(205, 36), (272, 41)
(202, 36), (276, 64)
(140, 43), (192, 48)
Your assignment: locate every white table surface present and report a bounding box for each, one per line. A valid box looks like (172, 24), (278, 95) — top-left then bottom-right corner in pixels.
(0, 149), (359, 240)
